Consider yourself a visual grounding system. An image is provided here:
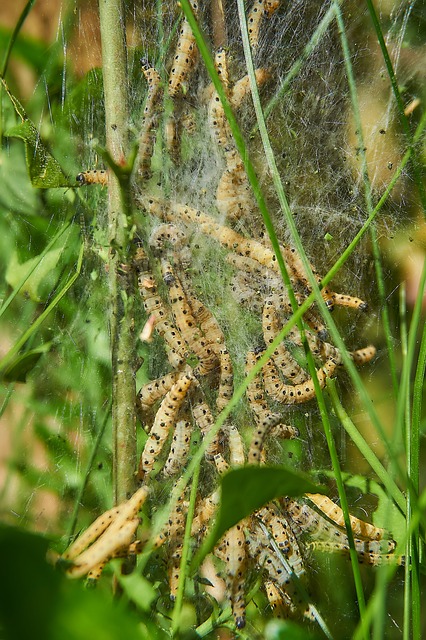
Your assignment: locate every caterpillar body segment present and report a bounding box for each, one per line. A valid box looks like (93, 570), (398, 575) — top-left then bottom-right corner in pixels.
(216, 152), (254, 222)
(76, 169), (108, 186)
(262, 300), (310, 384)
(304, 493), (387, 541)
(141, 373), (195, 474)
(168, 0), (199, 97)
(215, 46), (230, 89)
(168, 494), (188, 598)
(163, 419), (192, 476)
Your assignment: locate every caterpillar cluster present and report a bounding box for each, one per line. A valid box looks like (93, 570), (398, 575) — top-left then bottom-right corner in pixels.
(64, 0), (404, 634)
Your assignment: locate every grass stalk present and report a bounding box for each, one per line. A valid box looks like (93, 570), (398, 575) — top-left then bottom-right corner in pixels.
(98, 0), (136, 506)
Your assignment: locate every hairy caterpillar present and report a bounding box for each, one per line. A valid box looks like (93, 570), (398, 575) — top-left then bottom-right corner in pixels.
(141, 373), (195, 475)
(168, 0), (199, 97)
(76, 169), (108, 186)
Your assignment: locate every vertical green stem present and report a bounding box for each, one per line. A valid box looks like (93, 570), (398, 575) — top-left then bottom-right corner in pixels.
(98, 0), (136, 505)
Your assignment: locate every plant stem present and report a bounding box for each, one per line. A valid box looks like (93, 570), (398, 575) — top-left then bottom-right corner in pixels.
(98, 0), (136, 505)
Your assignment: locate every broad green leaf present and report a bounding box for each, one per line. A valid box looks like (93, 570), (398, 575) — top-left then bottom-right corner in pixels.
(191, 465), (325, 570)
(6, 248), (63, 302)
(1, 77), (69, 188)
(1, 342), (52, 382)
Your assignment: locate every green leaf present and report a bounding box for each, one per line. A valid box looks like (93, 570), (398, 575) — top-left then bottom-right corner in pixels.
(0, 524), (158, 640)
(5, 247), (64, 302)
(1, 342), (52, 382)
(265, 619), (322, 640)
(114, 565), (157, 612)
(1, 77), (69, 188)
(191, 465), (325, 571)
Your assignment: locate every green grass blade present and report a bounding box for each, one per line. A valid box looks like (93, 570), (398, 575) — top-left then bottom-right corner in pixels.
(0, 241), (84, 376)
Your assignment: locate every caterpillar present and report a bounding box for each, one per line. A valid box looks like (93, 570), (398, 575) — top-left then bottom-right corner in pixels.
(168, 0), (199, 97)
(247, 0), (280, 51)
(141, 373), (195, 475)
(162, 259), (219, 375)
(61, 506), (122, 561)
(192, 400), (220, 459)
(162, 419), (192, 477)
(307, 539), (400, 566)
(216, 347), (234, 411)
(64, 486), (149, 578)
(76, 169), (108, 186)
(67, 518), (140, 579)
(216, 151), (254, 221)
(214, 451), (230, 475)
(282, 497), (398, 567)
(141, 198), (335, 310)
(245, 350), (297, 464)
(256, 504), (304, 577)
(262, 301), (310, 384)
(262, 354), (339, 404)
(304, 493), (388, 541)
(135, 247), (187, 368)
(137, 371), (181, 414)
(191, 489), (220, 536)
(138, 60), (162, 179)
(227, 424), (245, 466)
(149, 223), (187, 255)
(216, 523), (247, 629)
